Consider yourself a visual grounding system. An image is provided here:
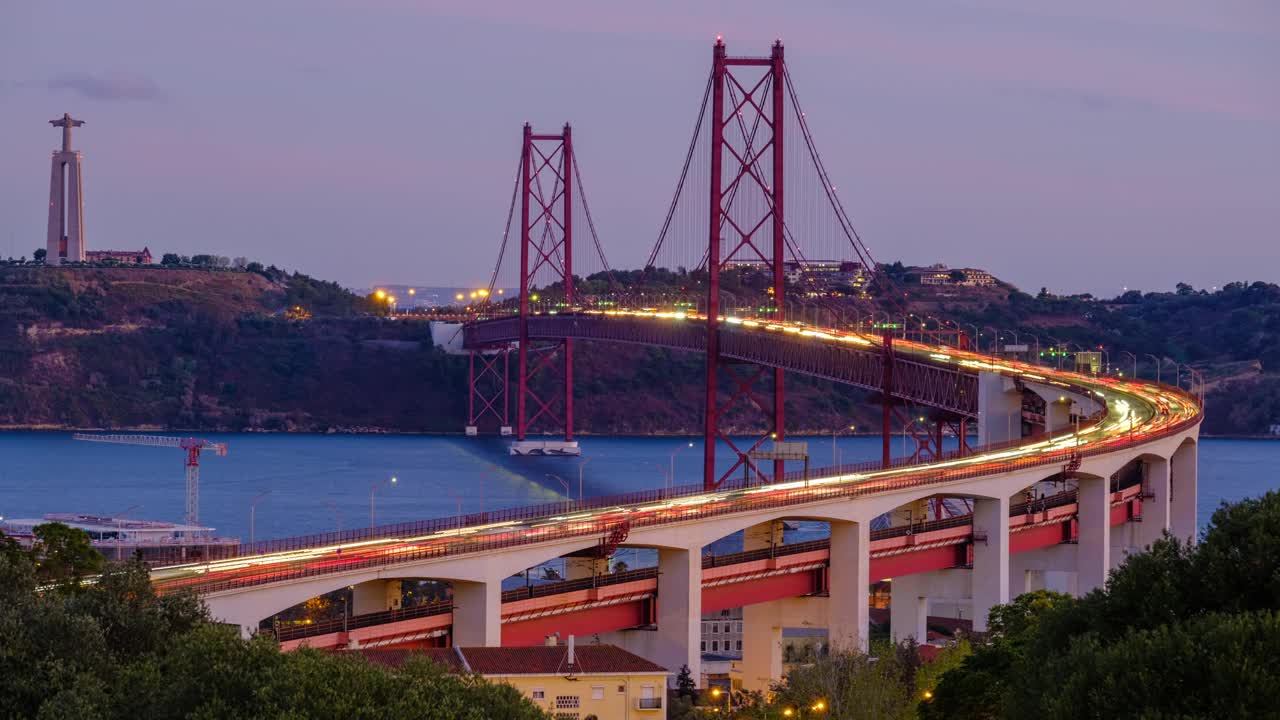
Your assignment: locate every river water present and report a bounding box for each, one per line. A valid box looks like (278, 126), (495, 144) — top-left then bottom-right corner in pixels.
(0, 433), (1275, 543)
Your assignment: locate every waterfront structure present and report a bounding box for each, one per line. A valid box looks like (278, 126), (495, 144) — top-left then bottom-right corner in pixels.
(86, 247), (152, 264)
(361, 641), (669, 718)
(0, 513), (237, 562)
(46, 113), (87, 264)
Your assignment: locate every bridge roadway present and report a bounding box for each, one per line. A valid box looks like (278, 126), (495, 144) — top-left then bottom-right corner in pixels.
(149, 311), (1201, 687)
(271, 482), (1142, 652)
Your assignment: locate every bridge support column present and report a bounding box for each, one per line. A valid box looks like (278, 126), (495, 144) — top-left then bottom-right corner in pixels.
(1077, 476), (1112, 594)
(1135, 457), (1171, 549)
(889, 573), (928, 643)
(565, 556), (609, 580)
(827, 520), (869, 652)
(656, 548), (701, 686)
(972, 496), (1009, 632)
(1008, 544), (1077, 596)
(352, 580), (403, 615)
(1170, 442), (1198, 544)
(452, 580), (501, 647)
(741, 602), (785, 694)
(977, 372), (1021, 446)
(1045, 399), (1071, 434)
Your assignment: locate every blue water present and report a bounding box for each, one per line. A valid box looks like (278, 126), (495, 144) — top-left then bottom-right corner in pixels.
(0, 433), (1275, 543)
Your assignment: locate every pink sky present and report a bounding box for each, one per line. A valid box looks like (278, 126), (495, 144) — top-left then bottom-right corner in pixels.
(1, 0), (1276, 294)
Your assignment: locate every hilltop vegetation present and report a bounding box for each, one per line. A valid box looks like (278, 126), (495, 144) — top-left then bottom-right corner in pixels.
(0, 265), (1275, 435)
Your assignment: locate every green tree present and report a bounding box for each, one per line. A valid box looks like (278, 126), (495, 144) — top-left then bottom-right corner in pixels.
(31, 521), (103, 584)
(675, 663), (697, 700)
(33, 248), (47, 263)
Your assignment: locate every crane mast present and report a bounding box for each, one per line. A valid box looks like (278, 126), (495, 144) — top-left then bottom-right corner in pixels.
(72, 433), (228, 525)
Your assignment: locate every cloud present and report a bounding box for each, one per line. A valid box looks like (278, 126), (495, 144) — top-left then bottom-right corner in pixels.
(48, 72), (165, 102)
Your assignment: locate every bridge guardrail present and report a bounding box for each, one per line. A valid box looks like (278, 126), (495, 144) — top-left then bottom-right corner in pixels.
(269, 486), (1107, 643)
(180, 408), (1181, 597)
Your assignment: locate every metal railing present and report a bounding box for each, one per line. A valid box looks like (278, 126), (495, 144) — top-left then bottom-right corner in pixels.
(269, 485), (1118, 643)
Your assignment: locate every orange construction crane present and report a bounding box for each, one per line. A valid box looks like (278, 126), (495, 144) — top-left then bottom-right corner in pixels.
(72, 433), (228, 525)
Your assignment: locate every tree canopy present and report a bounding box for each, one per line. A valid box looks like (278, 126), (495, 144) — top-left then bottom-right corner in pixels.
(0, 526), (547, 720)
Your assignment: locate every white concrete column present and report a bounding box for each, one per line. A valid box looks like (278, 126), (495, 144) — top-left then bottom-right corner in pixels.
(1170, 442), (1198, 545)
(1045, 399), (1071, 434)
(889, 573), (928, 643)
(452, 580), (501, 647)
(1135, 457), (1171, 549)
(565, 555), (609, 580)
(656, 548), (701, 685)
(971, 496), (1009, 632)
(741, 601), (784, 693)
(1077, 477), (1112, 594)
(352, 579), (402, 615)
(978, 372), (1022, 445)
(827, 520), (869, 652)
(743, 520), (783, 551)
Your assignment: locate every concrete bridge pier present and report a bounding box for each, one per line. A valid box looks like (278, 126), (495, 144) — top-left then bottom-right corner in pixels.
(352, 580), (402, 615)
(655, 547), (702, 685)
(1134, 457), (1171, 550)
(889, 569), (972, 642)
(452, 580), (501, 646)
(971, 496), (1010, 631)
(827, 520), (870, 652)
(1170, 441), (1198, 544)
(1008, 544), (1077, 596)
(740, 520), (790, 693)
(977, 373), (1023, 445)
(1076, 476), (1113, 594)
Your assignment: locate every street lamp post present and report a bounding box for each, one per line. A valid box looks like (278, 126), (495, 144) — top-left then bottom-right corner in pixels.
(1144, 354), (1162, 384)
(578, 458), (592, 502)
(370, 476), (398, 529)
(670, 442), (694, 490)
(547, 474), (571, 512)
(249, 490), (271, 546)
(1120, 351), (1137, 378)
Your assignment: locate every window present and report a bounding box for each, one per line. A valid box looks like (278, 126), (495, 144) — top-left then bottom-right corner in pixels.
(700, 641), (706, 651)
(617, 685), (626, 694)
(591, 686), (604, 700)
(711, 641), (719, 652)
(735, 622), (743, 633)
(555, 696), (580, 710)
(532, 689), (545, 700)
(736, 640), (743, 651)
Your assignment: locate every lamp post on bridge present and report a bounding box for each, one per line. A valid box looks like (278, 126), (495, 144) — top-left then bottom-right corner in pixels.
(1145, 354), (1163, 384)
(114, 504), (141, 561)
(249, 490), (271, 547)
(370, 476), (397, 529)
(547, 473), (572, 512)
(670, 442), (694, 490)
(578, 458), (592, 501)
(1120, 351), (1137, 378)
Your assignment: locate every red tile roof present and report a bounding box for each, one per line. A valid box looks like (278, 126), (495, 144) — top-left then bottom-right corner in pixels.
(359, 648), (465, 672)
(358, 645), (668, 676)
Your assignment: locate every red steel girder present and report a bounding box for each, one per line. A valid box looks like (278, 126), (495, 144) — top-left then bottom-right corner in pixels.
(468, 348), (510, 429)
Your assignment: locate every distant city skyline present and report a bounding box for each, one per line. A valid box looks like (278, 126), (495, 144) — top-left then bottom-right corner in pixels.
(1, 1), (1276, 296)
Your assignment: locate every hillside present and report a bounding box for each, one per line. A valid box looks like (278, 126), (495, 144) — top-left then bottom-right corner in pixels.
(0, 266), (1275, 436)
